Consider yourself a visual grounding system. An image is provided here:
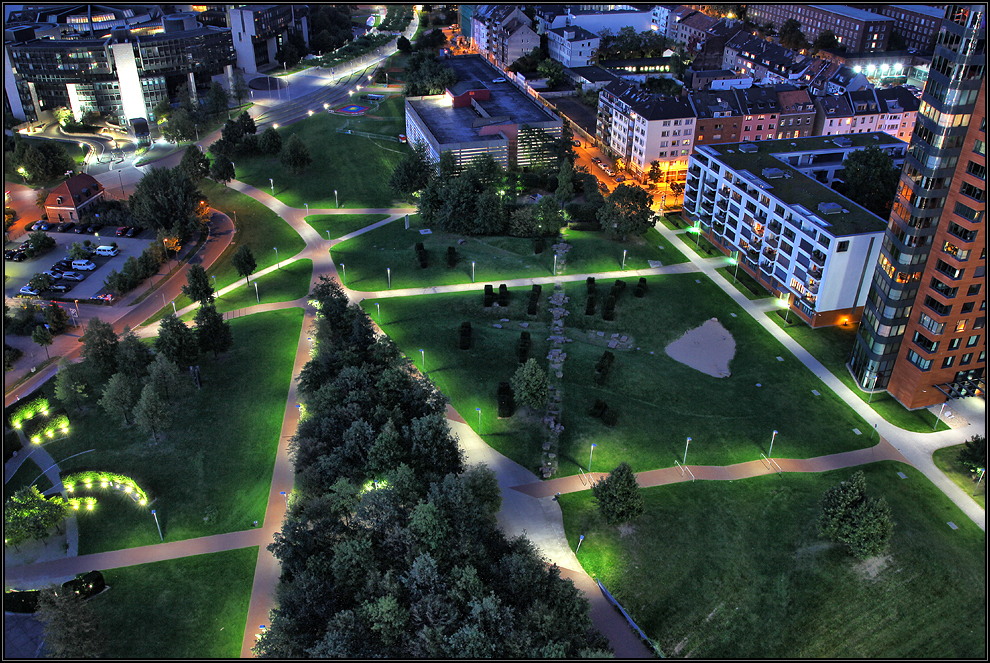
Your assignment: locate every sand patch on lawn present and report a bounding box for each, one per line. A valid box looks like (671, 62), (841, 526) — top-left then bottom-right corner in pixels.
(665, 318), (735, 378)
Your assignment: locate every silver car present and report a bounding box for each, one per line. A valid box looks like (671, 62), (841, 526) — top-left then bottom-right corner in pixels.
(60, 271), (86, 281)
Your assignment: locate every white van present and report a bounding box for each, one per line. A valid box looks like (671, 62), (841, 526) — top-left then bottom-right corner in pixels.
(94, 245), (119, 257)
(72, 259), (97, 271)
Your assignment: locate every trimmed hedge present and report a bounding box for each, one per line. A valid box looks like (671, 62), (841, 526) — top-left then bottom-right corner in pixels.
(534, 237), (545, 254)
(484, 284), (495, 307)
(459, 321), (472, 350)
(585, 294), (596, 316)
(601, 408), (619, 427)
(497, 381), (515, 418)
(517, 331), (531, 363)
(415, 242), (428, 269)
(589, 398), (608, 418)
(594, 350), (615, 386)
(586, 277), (595, 295)
(634, 276), (647, 298)
(447, 246), (457, 268)
(602, 295), (616, 321)
(498, 284), (509, 307)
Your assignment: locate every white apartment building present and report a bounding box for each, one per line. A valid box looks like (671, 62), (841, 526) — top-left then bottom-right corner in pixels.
(547, 25), (599, 68)
(682, 133), (909, 327)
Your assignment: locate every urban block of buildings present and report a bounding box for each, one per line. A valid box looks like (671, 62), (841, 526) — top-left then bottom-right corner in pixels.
(682, 133), (909, 328)
(746, 5), (895, 52)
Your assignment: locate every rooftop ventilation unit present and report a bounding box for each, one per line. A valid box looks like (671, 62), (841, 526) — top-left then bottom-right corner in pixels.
(762, 167), (787, 179)
(818, 202), (843, 215)
(738, 143), (758, 153)
(832, 137), (852, 147)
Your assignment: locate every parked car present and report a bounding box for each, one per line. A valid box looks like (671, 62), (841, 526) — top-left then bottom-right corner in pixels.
(56, 222), (75, 232)
(60, 271), (86, 281)
(71, 259), (96, 271)
(19, 285), (40, 296)
(115, 226), (129, 236)
(42, 270), (63, 281)
(4, 249), (17, 260)
(615, 174), (626, 182)
(125, 227), (138, 237)
(492, 77), (507, 83)
(39, 221), (52, 231)
(398, 134), (407, 143)
(591, 157), (602, 164)
(54, 259), (74, 270)
(10, 251), (26, 262)
(19, 240), (31, 251)
(87, 224), (102, 234)
(31, 220), (46, 231)
(49, 283), (73, 293)
(572, 139), (581, 147)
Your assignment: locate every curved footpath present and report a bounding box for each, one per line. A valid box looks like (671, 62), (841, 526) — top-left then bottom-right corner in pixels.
(5, 172), (984, 659)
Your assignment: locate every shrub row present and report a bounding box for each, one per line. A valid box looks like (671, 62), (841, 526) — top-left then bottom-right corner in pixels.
(594, 351), (615, 386)
(104, 244), (165, 296)
(459, 321), (471, 350)
(414, 242), (428, 269)
(634, 277), (648, 298)
(518, 331), (531, 364)
(498, 284), (509, 307)
(585, 278), (596, 315)
(497, 381), (515, 418)
(527, 284), (542, 316)
(484, 284), (494, 307)
(447, 246), (457, 268)
(588, 398), (618, 427)
(534, 237), (545, 254)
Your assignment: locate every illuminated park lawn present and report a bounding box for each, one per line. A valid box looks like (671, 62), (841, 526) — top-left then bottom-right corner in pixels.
(366, 273), (875, 476)
(560, 461), (986, 658)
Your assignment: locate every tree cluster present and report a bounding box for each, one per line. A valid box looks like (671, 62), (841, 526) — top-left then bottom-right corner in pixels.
(34, 584), (104, 658)
(207, 111), (258, 161)
(4, 136), (74, 183)
(103, 242), (166, 296)
(415, 28), (448, 52)
(592, 462), (644, 524)
(256, 276), (609, 658)
(4, 485), (71, 548)
(402, 52), (458, 96)
(778, 19), (808, 51)
(957, 434), (986, 473)
(128, 166), (208, 243)
(275, 31), (310, 69)
(818, 470), (894, 560)
(507, 46), (548, 74)
(596, 26), (671, 61)
(597, 184), (655, 241)
(309, 5), (354, 56)
(833, 146), (900, 219)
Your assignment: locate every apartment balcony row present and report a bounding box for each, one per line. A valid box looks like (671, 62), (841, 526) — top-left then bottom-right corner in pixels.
(768, 220), (781, 233)
(811, 250), (826, 266)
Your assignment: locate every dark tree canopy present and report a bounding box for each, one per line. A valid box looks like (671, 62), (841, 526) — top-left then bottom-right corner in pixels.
(155, 313), (199, 367)
(195, 302), (234, 357)
(778, 18), (808, 50)
(957, 434), (986, 473)
(232, 245), (257, 284)
(818, 470), (894, 559)
(35, 584), (104, 658)
(80, 317), (118, 380)
(592, 461), (645, 524)
(835, 146), (900, 219)
(597, 184), (655, 241)
(178, 144), (210, 182)
(128, 166), (206, 242)
(181, 264), (216, 305)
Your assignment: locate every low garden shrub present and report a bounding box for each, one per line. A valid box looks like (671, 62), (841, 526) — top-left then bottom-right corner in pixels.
(498, 284), (509, 307)
(483, 284), (494, 307)
(497, 381), (515, 417)
(459, 321), (472, 350)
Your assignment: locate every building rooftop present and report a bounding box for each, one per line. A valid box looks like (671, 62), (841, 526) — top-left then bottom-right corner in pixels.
(45, 173), (102, 208)
(548, 25), (598, 42)
(698, 132), (905, 236)
(605, 80), (693, 120)
(809, 4), (894, 22)
(567, 65), (622, 83)
(690, 89), (743, 117)
(885, 4), (946, 19)
(877, 86), (921, 113)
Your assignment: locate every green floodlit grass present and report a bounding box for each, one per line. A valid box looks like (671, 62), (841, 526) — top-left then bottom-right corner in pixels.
(334, 219), (690, 292)
(3, 458), (54, 500)
(933, 445), (986, 510)
(305, 213), (390, 241)
(655, 214), (683, 231)
(91, 547), (257, 658)
(715, 265), (773, 300)
(367, 274), (876, 476)
(561, 461), (986, 658)
(34, 309), (302, 555)
(149, 179), (306, 323)
(681, 229), (723, 259)
(233, 97), (409, 209)
(180, 258), (313, 321)
(766, 312), (949, 433)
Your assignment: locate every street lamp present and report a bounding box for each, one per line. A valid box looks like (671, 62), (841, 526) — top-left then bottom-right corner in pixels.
(326, 230), (331, 242)
(270, 178), (274, 196)
(933, 401), (947, 430)
(622, 249), (627, 270)
(589, 443), (596, 472)
(304, 202), (309, 217)
(868, 372), (879, 403)
(476, 407), (481, 433)
(387, 267), (391, 289)
(733, 255), (740, 284)
(553, 254), (557, 275)
(195, 123), (199, 142)
(280, 491), (288, 507)
(769, 430), (778, 458)
(171, 301), (177, 314)
(683, 437), (691, 465)
(472, 261), (475, 283)
(273, 246), (279, 269)
(375, 302), (380, 323)
(334, 189), (339, 208)
(211, 275), (218, 297)
(576, 534), (585, 553)
(254, 281), (259, 303)
(340, 263), (345, 285)
(420, 349), (426, 372)
(152, 509), (163, 541)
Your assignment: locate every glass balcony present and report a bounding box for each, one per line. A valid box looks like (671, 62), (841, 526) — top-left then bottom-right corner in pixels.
(768, 220), (781, 233)
(811, 251), (826, 265)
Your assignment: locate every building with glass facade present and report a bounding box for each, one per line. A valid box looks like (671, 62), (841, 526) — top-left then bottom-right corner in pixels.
(849, 5), (985, 409)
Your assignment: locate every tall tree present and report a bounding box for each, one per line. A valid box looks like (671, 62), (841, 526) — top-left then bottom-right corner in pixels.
(510, 358), (549, 411)
(778, 18), (808, 51)
(259, 126), (283, 155)
(597, 184), (654, 241)
(181, 264), (216, 305)
(472, 189), (506, 235)
(812, 29), (840, 54)
(388, 141), (432, 197)
(53, 357), (87, 412)
(206, 81), (229, 118)
(147, 354), (182, 404)
(555, 159), (575, 206)
(818, 470), (894, 559)
(160, 107), (197, 143)
(537, 58), (565, 87)
(133, 383), (173, 443)
(280, 134), (313, 173)
(195, 302), (234, 357)
(31, 325), (53, 360)
(231, 69), (249, 107)
(592, 462), (644, 524)
(835, 146), (900, 219)
(116, 326), (154, 380)
(155, 313), (199, 367)
(4, 486), (70, 546)
(957, 434), (986, 473)
(100, 372), (140, 425)
(80, 317), (119, 380)
(35, 584), (104, 659)
(178, 144), (210, 182)
(128, 166), (206, 242)
(236, 110), (257, 136)
(232, 245), (258, 284)
(210, 155), (236, 186)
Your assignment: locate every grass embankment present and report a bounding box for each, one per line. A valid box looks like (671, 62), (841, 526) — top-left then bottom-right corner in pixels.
(933, 444), (986, 510)
(560, 461), (986, 658)
(367, 274), (875, 475)
(10, 309), (302, 554)
(181, 259), (313, 321)
(91, 547), (258, 658)
(233, 97), (409, 209)
(715, 265), (773, 300)
(305, 213), (390, 241)
(766, 313), (949, 433)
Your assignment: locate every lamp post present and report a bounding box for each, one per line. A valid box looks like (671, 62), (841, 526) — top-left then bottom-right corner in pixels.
(472, 261), (475, 283)
(868, 372), (879, 403)
(117, 169), (124, 197)
(933, 401), (947, 430)
(420, 348), (426, 372)
(254, 281), (259, 303)
(375, 302), (380, 323)
(683, 437), (691, 465)
(212, 275), (217, 297)
(575, 534), (585, 553)
(476, 407), (482, 433)
(195, 123), (199, 142)
(553, 254), (557, 275)
(304, 202), (309, 217)
(270, 178), (274, 196)
(622, 249), (627, 270)
(171, 300), (177, 314)
(152, 509), (163, 541)
(387, 267), (391, 289)
(334, 189), (339, 208)
(340, 263), (346, 285)
(589, 443), (596, 472)
(326, 230), (332, 242)
(769, 430), (778, 458)
(273, 246), (279, 269)
(975, 467), (986, 496)
(280, 491), (288, 507)
(733, 255), (740, 284)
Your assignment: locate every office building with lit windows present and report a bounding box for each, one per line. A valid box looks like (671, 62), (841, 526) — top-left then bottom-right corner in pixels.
(849, 5), (985, 409)
(746, 5), (894, 52)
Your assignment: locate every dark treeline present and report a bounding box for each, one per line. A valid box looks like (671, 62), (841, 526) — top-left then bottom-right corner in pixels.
(256, 277), (611, 658)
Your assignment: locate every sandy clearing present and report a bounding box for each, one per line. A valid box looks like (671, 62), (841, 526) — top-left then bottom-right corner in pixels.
(664, 318), (735, 378)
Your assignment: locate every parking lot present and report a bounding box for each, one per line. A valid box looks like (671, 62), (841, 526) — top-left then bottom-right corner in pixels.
(3, 228), (158, 304)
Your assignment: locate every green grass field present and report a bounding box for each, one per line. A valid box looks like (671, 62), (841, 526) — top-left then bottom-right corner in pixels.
(933, 444), (986, 510)
(562, 226), (689, 272)
(561, 461), (986, 658)
(306, 213), (390, 241)
(27, 309), (302, 554)
(367, 274), (876, 475)
(180, 259), (313, 321)
(233, 97), (409, 209)
(766, 312), (950, 433)
(715, 265), (772, 300)
(91, 547), (258, 658)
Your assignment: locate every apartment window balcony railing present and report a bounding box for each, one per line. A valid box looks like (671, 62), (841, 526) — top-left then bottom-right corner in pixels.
(808, 280), (819, 294)
(716, 199), (728, 210)
(701, 201), (714, 213)
(731, 193), (743, 204)
(768, 220), (782, 236)
(762, 246), (776, 260)
(760, 259), (773, 272)
(713, 221), (726, 234)
(688, 165), (701, 176)
(811, 251), (826, 266)
(741, 214), (754, 228)
(765, 235), (779, 248)
(808, 265), (822, 279)
(702, 189), (716, 203)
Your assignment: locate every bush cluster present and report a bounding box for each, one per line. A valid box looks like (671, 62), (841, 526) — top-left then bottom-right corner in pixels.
(459, 321), (472, 350)
(104, 243), (165, 296)
(483, 284), (495, 307)
(527, 284), (542, 316)
(602, 295), (616, 321)
(588, 399), (619, 426)
(498, 283), (509, 307)
(594, 351), (615, 386)
(447, 246), (457, 268)
(414, 241), (429, 269)
(497, 381), (515, 418)
(634, 277), (648, 298)
(533, 237), (545, 254)
(585, 278), (596, 315)
(517, 331), (531, 364)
